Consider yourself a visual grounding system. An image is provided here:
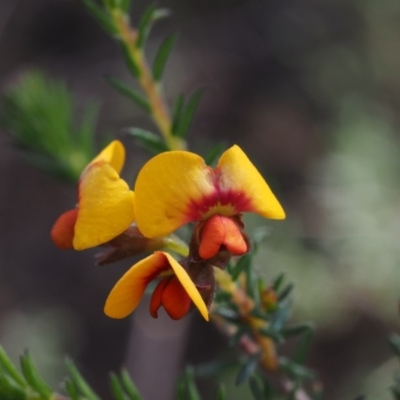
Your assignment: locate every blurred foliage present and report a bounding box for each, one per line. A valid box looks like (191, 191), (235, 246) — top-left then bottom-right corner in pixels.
(1, 71), (97, 182)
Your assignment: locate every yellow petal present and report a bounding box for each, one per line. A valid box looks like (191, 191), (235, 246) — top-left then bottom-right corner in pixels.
(104, 252), (170, 319)
(87, 140), (125, 174)
(217, 145), (286, 219)
(163, 252), (209, 321)
(73, 162), (135, 250)
(135, 151), (217, 237)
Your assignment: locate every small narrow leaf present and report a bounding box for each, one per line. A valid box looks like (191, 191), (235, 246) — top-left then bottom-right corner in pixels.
(110, 373), (126, 400)
(0, 346), (27, 387)
(82, 0), (116, 34)
(119, 43), (141, 77)
(231, 254), (252, 281)
(248, 376), (264, 400)
(269, 304), (290, 332)
(235, 352), (263, 386)
(121, 0), (132, 12)
(120, 369), (142, 400)
(136, 6), (171, 46)
(175, 89), (204, 138)
(205, 143), (225, 166)
(293, 330), (313, 365)
(171, 94), (184, 135)
(20, 351), (52, 398)
(127, 128), (169, 154)
(183, 368), (201, 400)
(214, 384), (226, 400)
(278, 357), (315, 380)
(281, 323), (314, 339)
(278, 283), (294, 302)
(213, 308), (240, 324)
(107, 76), (150, 112)
(65, 380), (80, 400)
(194, 360), (238, 377)
(246, 259), (259, 305)
(258, 328), (284, 344)
(152, 34), (177, 81)
(66, 358), (100, 400)
(272, 273), (285, 292)
(0, 374), (26, 400)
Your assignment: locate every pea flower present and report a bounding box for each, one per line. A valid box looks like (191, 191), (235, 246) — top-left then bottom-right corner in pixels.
(51, 140), (135, 250)
(134, 145), (285, 259)
(104, 251), (209, 321)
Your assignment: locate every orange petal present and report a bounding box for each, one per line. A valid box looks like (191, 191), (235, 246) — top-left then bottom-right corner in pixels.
(149, 277), (171, 318)
(163, 253), (209, 321)
(161, 277), (191, 320)
(134, 151), (217, 238)
(199, 214), (248, 259)
(86, 140), (125, 174)
(104, 252), (171, 319)
(73, 162), (135, 250)
(217, 145), (286, 219)
(51, 209), (78, 249)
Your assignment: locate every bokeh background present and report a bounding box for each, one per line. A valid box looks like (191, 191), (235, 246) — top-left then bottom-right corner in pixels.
(1, 0), (400, 399)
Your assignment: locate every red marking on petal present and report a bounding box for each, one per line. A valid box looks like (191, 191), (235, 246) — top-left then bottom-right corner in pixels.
(161, 276), (191, 320)
(51, 209), (78, 249)
(199, 214), (248, 259)
(184, 169), (253, 221)
(149, 277), (171, 318)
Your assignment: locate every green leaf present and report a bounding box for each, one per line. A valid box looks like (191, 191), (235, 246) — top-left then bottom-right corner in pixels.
(65, 380), (80, 400)
(127, 128), (169, 154)
(293, 329), (313, 365)
(181, 368), (201, 400)
(152, 34), (177, 81)
(248, 376), (264, 400)
(235, 352), (263, 386)
(230, 254), (252, 281)
(121, 0), (131, 12)
(175, 89), (204, 138)
(214, 384), (226, 400)
(246, 258), (259, 305)
(269, 304), (290, 332)
(1, 71), (96, 182)
(213, 307), (240, 324)
(120, 369), (142, 400)
(281, 323), (314, 339)
(110, 373), (126, 400)
(0, 346), (27, 388)
(107, 76), (150, 112)
(278, 357), (315, 380)
(66, 358), (100, 400)
(20, 351), (52, 398)
(119, 42), (141, 77)
(272, 273), (285, 292)
(278, 283), (294, 302)
(137, 5), (171, 46)
(0, 374), (26, 400)
(82, 0), (116, 34)
(194, 360), (239, 378)
(171, 94), (184, 135)
(204, 143), (225, 167)
(258, 327), (284, 344)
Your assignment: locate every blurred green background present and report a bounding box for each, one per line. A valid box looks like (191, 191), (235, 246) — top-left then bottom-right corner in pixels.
(1, 0), (400, 399)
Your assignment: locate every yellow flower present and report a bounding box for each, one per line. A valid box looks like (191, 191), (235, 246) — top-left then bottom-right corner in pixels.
(51, 140), (135, 250)
(134, 145), (285, 259)
(104, 251), (209, 321)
